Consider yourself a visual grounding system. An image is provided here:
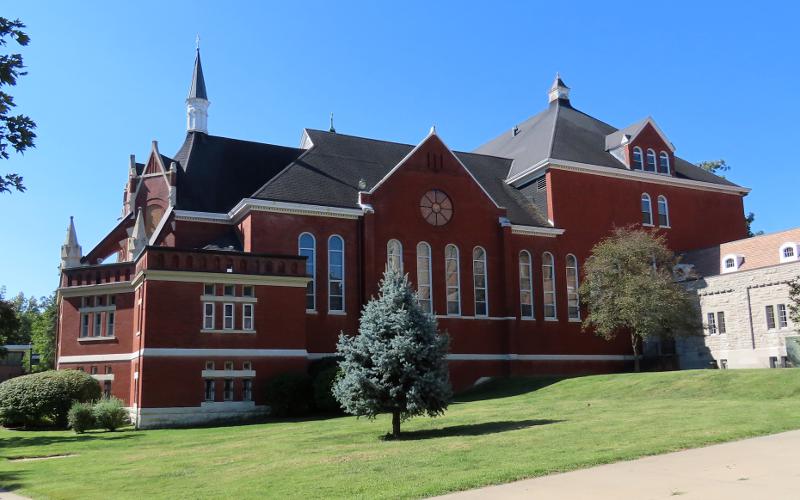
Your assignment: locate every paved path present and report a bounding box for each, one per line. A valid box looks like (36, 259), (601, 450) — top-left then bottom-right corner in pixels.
(434, 430), (800, 499)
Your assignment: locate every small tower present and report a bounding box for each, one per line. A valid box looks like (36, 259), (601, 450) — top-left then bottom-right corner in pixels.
(186, 44), (210, 134)
(547, 73), (570, 104)
(61, 216), (82, 269)
(127, 208), (148, 260)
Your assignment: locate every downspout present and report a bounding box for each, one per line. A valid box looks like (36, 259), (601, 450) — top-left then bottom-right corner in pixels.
(745, 285), (756, 350)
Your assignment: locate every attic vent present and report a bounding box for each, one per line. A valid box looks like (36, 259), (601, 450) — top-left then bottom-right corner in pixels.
(537, 177), (547, 191)
(512, 125), (520, 137)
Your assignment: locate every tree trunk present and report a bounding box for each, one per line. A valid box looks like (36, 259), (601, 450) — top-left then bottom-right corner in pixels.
(392, 410), (401, 438)
(632, 333), (640, 373)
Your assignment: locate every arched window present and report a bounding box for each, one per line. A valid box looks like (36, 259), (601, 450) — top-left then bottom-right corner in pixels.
(387, 239), (403, 273)
(328, 235), (345, 312)
(780, 243), (798, 263)
(785, 247), (795, 258)
(657, 196), (670, 227)
(646, 149), (657, 172)
(542, 252), (557, 320)
(298, 233), (316, 311)
(565, 254), (580, 321)
(632, 147), (644, 170)
(416, 242), (433, 313)
(445, 244), (461, 316)
(658, 151), (670, 174)
(473, 247), (488, 317)
(641, 194), (653, 226)
(724, 258), (735, 269)
(519, 251), (534, 319)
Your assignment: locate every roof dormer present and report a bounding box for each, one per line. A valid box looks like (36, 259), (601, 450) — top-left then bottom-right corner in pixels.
(780, 242), (799, 263)
(606, 117), (675, 175)
(721, 253), (744, 273)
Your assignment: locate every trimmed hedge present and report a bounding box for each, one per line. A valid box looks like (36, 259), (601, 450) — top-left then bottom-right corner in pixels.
(264, 373), (313, 417)
(93, 397), (129, 431)
(0, 370), (101, 428)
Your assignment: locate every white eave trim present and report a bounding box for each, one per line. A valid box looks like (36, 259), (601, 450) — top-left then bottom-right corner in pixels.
(174, 209), (230, 225)
(231, 198), (364, 222)
(507, 158), (750, 196)
(510, 224), (564, 238)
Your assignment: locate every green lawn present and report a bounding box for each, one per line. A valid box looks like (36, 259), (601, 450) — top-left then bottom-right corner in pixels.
(3, 369), (800, 499)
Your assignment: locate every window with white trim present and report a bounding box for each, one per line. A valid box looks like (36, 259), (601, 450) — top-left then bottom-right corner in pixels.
(565, 254), (580, 321)
(103, 380), (112, 398)
(641, 194), (653, 226)
(416, 242), (433, 313)
(646, 148), (657, 172)
(785, 247), (795, 258)
(657, 196), (670, 227)
(445, 244), (461, 316)
(299, 233), (316, 311)
(242, 361), (252, 371)
(328, 235), (345, 312)
(203, 303), (215, 330)
(632, 147), (643, 170)
(717, 312), (726, 334)
(473, 247), (488, 317)
(94, 313), (102, 337)
(204, 283), (215, 296)
(542, 252), (557, 319)
(224, 361), (234, 371)
(243, 379), (253, 401)
(223, 285), (235, 296)
(658, 151), (670, 174)
(205, 361), (215, 370)
(81, 313), (90, 337)
(243, 303), (254, 331)
(242, 285), (254, 297)
(724, 258), (735, 269)
(223, 303), (234, 330)
(204, 379), (215, 401)
(224, 379), (234, 401)
(766, 305), (776, 330)
(387, 239), (403, 273)
(106, 311), (115, 337)
(707, 312), (717, 334)
(778, 304), (788, 328)
(780, 243), (798, 263)
(519, 251), (534, 319)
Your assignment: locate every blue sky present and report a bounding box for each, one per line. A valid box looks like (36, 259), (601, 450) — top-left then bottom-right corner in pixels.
(2, 1), (798, 299)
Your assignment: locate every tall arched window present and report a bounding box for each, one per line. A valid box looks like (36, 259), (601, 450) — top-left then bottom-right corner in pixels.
(641, 194), (653, 226)
(657, 196), (670, 227)
(646, 149), (657, 172)
(387, 239), (403, 273)
(519, 251), (534, 319)
(542, 252), (557, 319)
(445, 244), (461, 316)
(416, 242), (433, 313)
(328, 235), (345, 312)
(565, 254), (580, 321)
(298, 233), (316, 311)
(632, 147), (644, 170)
(658, 151), (670, 174)
(473, 247), (488, 317)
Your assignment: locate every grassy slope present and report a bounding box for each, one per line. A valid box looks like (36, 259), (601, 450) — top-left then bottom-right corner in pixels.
(3, 369), (800, 499)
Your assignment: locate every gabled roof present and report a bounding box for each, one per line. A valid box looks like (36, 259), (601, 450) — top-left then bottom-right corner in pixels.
(475, 100), (739, 188)
(252, 129), (549, 227)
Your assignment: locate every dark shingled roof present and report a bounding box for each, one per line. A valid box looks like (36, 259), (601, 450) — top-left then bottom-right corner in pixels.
(252, 129), (549, 227)
(188, 50), (208, 100)
(173, 132), (303, 213)
(475, 100), (740, 188)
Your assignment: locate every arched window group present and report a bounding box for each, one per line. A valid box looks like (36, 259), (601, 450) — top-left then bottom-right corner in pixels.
(642, 193), (670, 228)
(298, 233), (346, 313)
(517, 251), (581, 321)
(632, 146), (670, 174)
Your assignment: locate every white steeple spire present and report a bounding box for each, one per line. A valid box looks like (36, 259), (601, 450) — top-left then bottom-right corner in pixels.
(547, 72), (570, 104)
(186, 44), (210, 133)
(60, 216), (82, 269)
(127, 208), (148, 260)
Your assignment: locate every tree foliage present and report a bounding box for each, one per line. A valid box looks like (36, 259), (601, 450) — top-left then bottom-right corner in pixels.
(789, 278), (800, 333)
(29, 294), (57, 371)
(579, 227), (702, 371)
(0, 17), (36, 194)
(697, 159), (730, 176)
(333, 270), (451, 438)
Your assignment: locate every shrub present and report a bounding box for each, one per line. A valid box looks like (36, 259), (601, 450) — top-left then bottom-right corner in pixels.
(0, 370), (101, 428)
(312, 365), (342, 414)
(68, 402), (96, 433)
(92, 397), (129, 431)
(264, 373), (313, 417)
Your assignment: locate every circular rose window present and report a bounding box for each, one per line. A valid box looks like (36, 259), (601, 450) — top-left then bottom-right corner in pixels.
(420, 190), (453, 226)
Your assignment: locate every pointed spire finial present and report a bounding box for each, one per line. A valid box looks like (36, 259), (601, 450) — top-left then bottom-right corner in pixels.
(548, 72), (570, 104)
(429, 125), (437, 135)
(187, 42), (210, 133)
(329, 112), (336, 133)
(61, 216), (82, 268)
(195, 34), (200, 51)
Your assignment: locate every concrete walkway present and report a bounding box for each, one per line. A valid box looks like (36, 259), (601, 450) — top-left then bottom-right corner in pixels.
(434, 430), (800, 499)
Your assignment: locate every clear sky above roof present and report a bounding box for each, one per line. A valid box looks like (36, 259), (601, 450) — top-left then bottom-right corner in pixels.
(2, 1), (798, 298)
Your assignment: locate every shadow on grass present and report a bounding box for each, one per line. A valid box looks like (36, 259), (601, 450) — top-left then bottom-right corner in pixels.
(395, 419), (563, 440)
(455, 376), (567, 403)
(0, 471), (22, 493)
(1, 431), (140, 454)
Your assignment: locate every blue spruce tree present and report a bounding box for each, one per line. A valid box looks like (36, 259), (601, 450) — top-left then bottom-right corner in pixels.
(333, 270), (452, 438)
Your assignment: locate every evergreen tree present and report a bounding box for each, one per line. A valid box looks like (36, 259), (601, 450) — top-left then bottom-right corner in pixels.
(333, 270), (452, 438)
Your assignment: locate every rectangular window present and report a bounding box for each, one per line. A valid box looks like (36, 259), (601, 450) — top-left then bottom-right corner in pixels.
(224, 285), (235, 296)
(204, 283), (215, 296)
(717, 312), (726, 334)
(224, 361), (234, 371)
(707, 312), (717, 335)
(109, 295), (116, 306)
(766, 305), (776, 330)
(204, 379), (215, 401)
(96, 295), (104, 307)
(243, 303), (254, 331)
(243, 285), (254, 297)
(105, 366), (113, 374)
(769, 356), (778, 368)
(203, 303), (215, 330)
(224, 379), (234, 401)
(90, 365), (98, 375)
(243, 379), (253, 402)
(81, 313), (90, 337)
(94, 313), (103, 337)
(223, 304), (234, 330)
(205, 361), (215, 370)
(778, 304), (788, 328)
(242, 361), (252, 371)
(106, 311), (115, 337)
(103, 380), (112, 398)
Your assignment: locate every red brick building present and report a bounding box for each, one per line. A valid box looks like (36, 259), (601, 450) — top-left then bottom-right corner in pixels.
(56, 54), (749, 427)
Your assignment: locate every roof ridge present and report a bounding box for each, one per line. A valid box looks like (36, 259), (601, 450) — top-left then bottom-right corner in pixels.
(307, 129), (416, 148)
(204, 133), (300, 151)
(546, 102), (561, 158)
